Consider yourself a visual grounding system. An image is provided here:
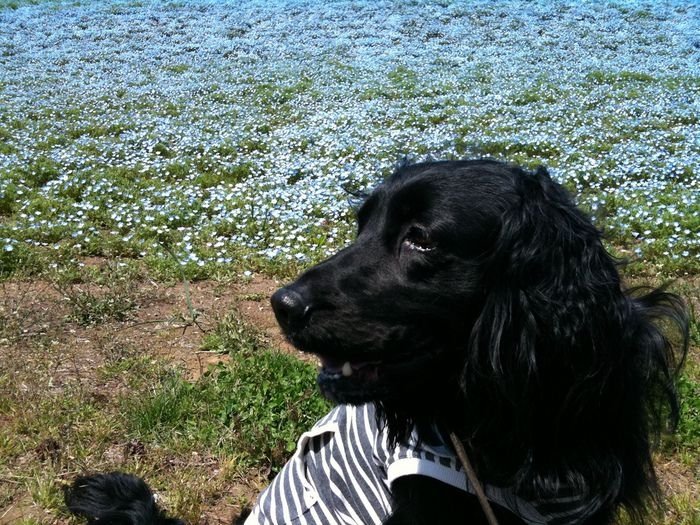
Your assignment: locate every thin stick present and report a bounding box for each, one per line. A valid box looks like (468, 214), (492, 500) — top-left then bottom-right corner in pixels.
(449, 432), (499, 525)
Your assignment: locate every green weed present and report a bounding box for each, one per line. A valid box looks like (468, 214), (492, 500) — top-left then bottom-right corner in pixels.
(153, 141), (176, 159)
(676, 370), (700, 455)
(164, 161), (192, 180)
(201, 309), (265, 354)
(164, 64), (190, 74)
(214, 350), (328, 463)
(11, 156), (62, 188)
(0, 240), (42, 279)
(26, 468), (64, 512)
(586, 69), (656, 85)
(237, 137), (269, 154)
(465, 139), (561, 162)
(52, 266), (138, 325)
(144, 254), (213, 282)
(245, 77), (314, 106)
(193, 161), (254, 188)
(124, 348), (329, 470)
(512, 79), (563, 106)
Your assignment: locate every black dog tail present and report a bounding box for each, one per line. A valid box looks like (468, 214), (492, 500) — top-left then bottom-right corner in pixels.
(64, 472), (185, 525)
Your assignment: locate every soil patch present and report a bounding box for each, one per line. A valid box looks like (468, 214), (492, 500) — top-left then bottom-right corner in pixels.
(1, 271), (697, 523)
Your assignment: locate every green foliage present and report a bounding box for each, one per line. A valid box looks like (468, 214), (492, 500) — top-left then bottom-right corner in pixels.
(201, 309), (265, 354)
(143, 253), (213, 282)
(52, 264), (139, 325)
(677, 371), (700, 452)
(245, 77), (313, 106)
(12, 156), (62, 188)
(691, 317), (700, 348)
(387, 64), (418, 87)
(0, 180), (20, 215)
(67, 122), (130, 139)
(215, 350), (329, 463)
(0, 125), (16, 154)
(153, 141), (176, 159)
(64, 287), (136, 324)
(586, 69), (656, 85)
(125, 347), (329, 469)
(160, 101), (182, 117)
(164, 161), (192, 180)
(512, 79), (563, 106)
(0, 240), (41, 279)
(164, 63), (190, 74)
(237, 137), (269, 153)
(194, 161), (254, 188)
(27, 467), (65, 511)
(457, 138), (561, 162)
(361, 65), (423, 101)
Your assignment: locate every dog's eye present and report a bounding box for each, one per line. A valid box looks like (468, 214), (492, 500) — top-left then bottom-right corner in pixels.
(402, 226), (435, 253)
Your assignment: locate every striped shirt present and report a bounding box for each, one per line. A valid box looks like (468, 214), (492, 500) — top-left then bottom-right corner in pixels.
(246, 403), (605, 525)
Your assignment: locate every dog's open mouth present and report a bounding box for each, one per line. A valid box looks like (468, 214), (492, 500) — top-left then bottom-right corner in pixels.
(317, 355), (390, 404)
(319, 356), (382, 381)
(315, 352), (442, 404)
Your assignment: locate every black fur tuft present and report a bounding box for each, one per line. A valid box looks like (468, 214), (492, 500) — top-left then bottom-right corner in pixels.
(64, 472), (184, 525)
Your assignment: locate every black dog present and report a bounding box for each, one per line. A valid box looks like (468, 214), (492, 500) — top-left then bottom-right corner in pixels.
(265, 159), (688, 524)
(65, 160), (688, 524)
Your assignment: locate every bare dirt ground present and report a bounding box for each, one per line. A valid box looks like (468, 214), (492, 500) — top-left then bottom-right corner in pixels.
(0, 271), (310, 524)
(0, 269), (698, 524)
(1, 271), (308, 379)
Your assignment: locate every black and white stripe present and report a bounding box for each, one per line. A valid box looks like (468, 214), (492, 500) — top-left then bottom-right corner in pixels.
(246, 404), (602, 525)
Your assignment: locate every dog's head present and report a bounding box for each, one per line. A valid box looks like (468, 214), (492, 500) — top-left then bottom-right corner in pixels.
(272, 158), (684, 434)
(271, 160), (609, 403)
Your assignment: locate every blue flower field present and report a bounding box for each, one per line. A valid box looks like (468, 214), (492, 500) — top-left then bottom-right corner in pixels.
(1, 0), (698, 277)
(0, 1), (698, 523)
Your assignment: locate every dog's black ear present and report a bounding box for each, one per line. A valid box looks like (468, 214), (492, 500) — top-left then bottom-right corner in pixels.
(464, 165), (688, 514)
(464, 165), (688, 428)
(462, 165), (688, 523)
(468, 166), (621, 383)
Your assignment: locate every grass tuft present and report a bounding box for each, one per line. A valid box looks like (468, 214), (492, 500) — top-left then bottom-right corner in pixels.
(125, 316), (328, 470)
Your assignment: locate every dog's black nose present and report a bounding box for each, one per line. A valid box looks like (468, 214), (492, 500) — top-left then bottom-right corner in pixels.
(271, 287), (309, 332)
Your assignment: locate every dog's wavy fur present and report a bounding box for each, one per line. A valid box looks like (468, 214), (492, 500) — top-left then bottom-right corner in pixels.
(65, 160), (688, 524)
(450, 164), (687, 521)
(64, 472), (185, 525)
